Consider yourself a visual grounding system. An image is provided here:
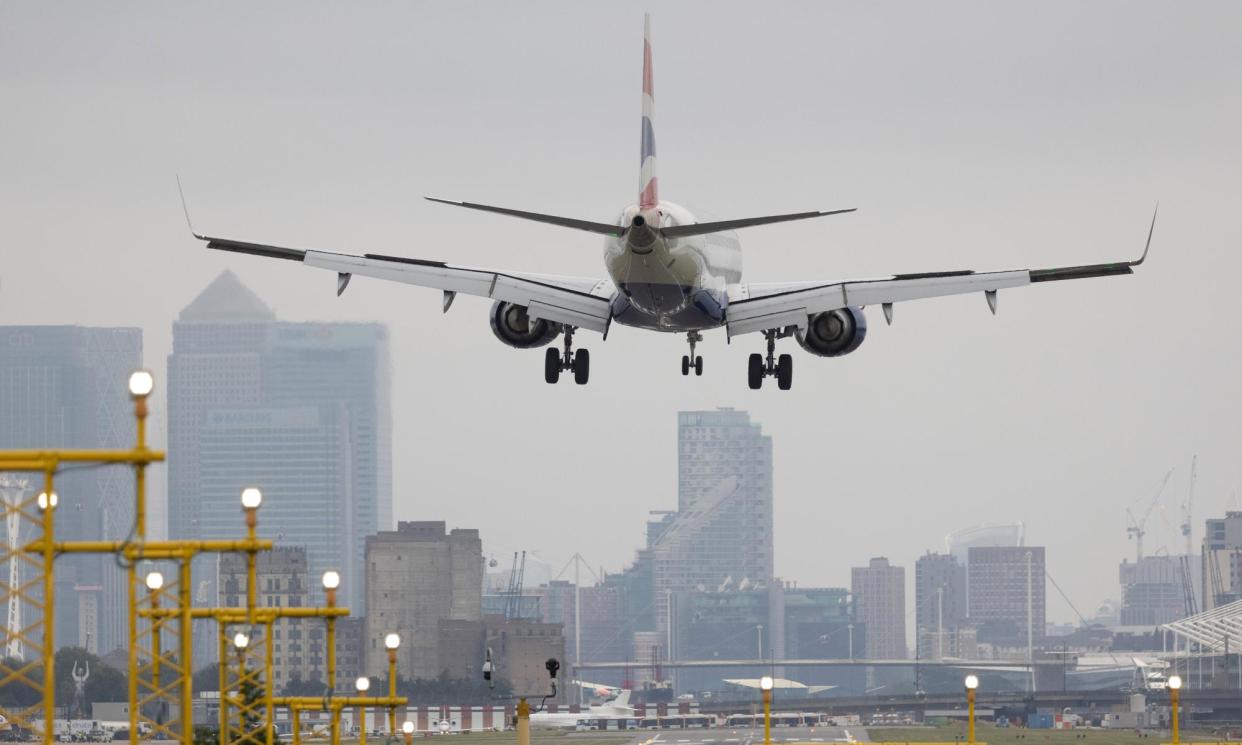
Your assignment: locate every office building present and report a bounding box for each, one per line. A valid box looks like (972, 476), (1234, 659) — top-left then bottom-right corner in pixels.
(851, 557), (906, 659)
(915, 552), (967, 659)
(967, 546), (1045, 647)
(1119, 555), (1194, 625)
(1202, 513), (1242, 610)
(168, 271), (391, 615)
(652, 410), (773, 645)
(364, 521), (482, 679)
(0, 325), (142, 654)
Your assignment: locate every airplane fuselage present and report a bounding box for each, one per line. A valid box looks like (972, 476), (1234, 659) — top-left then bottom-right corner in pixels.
(605, 201), (741, 332)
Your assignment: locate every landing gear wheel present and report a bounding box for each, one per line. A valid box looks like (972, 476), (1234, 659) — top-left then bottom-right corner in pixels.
(544, 348), (561, 384)
(694, 356), (703, 376)
(747, 353), (764, 390)
(573, 349), (590, 385)
(776, 353), (793, 390)
(682, 355), (690, 376)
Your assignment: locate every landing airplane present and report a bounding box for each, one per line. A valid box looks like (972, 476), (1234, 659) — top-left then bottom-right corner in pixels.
(184, 15), (1153, 390)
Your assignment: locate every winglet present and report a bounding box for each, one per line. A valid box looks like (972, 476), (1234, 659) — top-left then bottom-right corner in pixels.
(1135, 203), (1157, 266)
(176, 175), (207, 240)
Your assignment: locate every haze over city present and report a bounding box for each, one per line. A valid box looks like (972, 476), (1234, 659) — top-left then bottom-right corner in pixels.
(3, 0), (1241, 647)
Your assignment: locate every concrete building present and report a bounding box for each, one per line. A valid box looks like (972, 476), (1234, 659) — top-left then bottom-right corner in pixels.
(219, 547), (326, 691)
(1119, 555), (1194, 625)
(851, 557), (906, 659)
(651, 410), (773, 646)
(967, 546), (1046, 647)
(334, 617), (366, 692)
(168, 271), (391, 615)
(364, 521), (482, 679)
(915, 552), (967, 659)
(485, 618), (565, 700)
(1202, 513), (1242, 610)
(0, 325), (142, 655)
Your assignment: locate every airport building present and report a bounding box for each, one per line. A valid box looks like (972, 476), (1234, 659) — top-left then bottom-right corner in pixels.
(364, 521), (483, 679)
(167, 270), (392, 619)
(915, 552), (968, 659)
(0, 325), (142, 656)
(967, 546), (1046, 647)
(851, 557), (906, 659)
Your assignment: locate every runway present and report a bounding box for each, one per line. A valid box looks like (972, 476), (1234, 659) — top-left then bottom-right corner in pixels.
(622, 725), (869, 745)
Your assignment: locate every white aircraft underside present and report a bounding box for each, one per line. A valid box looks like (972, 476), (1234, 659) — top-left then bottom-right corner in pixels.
(185, 14), (1152, 390)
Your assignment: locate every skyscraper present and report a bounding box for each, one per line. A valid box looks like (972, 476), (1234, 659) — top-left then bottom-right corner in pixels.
(967, 546), (1046, 648)
(652, 409), (773, 647)
(851, 557), (906, 659)
(168, 271), (391, 613)
(915, 552), (967, 659)
(0, 325), (142, 654)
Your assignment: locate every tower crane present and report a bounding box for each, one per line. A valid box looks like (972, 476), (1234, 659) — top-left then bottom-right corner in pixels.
(1128, 469), (1173, 562)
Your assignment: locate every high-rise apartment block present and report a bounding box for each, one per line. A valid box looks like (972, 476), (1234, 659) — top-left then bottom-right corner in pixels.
(967, 546), (1045, 647)
(653, 410), (773, 640)
(364, 521), (482, 679)
(218, 547), (324, 690)
(0, 325), (141, 655)
(1202, 513), (1242, 610)
(1119, 555), (1193, 625)
(915, 552), (967, 659)
(851, 557), (906, 659)
(168, 271), (391, 614)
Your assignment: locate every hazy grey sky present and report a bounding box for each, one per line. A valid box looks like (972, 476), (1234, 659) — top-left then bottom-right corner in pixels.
(3, 1), (1240, 626)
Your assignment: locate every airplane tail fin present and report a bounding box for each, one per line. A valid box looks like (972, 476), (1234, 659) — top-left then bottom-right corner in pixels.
(610, 689), (632, 711)
(639, 14), (658, 209)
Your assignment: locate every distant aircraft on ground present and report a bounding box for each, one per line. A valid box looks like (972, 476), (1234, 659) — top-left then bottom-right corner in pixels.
(184, 15), (1153, 390)
(529, 689), (633, 729)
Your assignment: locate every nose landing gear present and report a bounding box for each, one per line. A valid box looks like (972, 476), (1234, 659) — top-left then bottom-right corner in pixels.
(747, 328), (794, 390)
(544, 326), (589, 384)
(681, 331), (704, 376)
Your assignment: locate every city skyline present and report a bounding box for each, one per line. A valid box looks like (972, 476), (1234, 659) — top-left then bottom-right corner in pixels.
(2, 1), (1239, 633)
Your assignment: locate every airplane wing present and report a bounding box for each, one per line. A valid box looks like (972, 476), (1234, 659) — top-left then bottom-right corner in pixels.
(725, 208), (1155, 338)
(193, 234), (615, 334)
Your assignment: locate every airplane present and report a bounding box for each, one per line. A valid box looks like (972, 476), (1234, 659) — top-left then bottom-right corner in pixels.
(183, 15), (1154, 390)
(529, 689), (633, 729)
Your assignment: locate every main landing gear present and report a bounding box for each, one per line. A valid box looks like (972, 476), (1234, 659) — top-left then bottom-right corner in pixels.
(748, 328), (794, 390)
(545, 326), (589, 385)
(681, 331), (704, 376)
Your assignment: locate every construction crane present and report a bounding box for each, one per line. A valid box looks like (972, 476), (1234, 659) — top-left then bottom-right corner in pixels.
(1127, 469), (1174, 562)
(504, 550), (527, 620)
(1181, 455), (1198, 558)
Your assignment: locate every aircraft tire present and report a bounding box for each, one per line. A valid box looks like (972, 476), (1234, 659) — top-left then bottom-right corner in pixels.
(694, 356), (703, 376)
(747, 353), (764, 389)
(574, 349), (590, 385)
(682, 355), (690, 376)
(777, 353), (793, 390)
(545, 348), (561, 384)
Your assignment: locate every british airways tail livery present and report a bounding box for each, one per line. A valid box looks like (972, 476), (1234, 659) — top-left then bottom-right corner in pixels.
(185, 14), (1153, 390)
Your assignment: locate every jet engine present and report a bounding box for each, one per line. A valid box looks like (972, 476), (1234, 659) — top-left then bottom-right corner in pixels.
(795, 306), (868, 357)
(489, 301), (561, 349)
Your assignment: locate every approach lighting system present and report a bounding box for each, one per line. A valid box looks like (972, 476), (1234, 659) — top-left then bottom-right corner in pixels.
(145, 572), (164, 591)
(1169, 675), (1183, 690)
(355, 676), (370, 692)
(385, 633), (401, 650)
(36, 491), (58, 510)
(402, 722), (414, 735)
(322, 570), (341, 589)
(760, 675), (774, 691)
(233, 632), (249, 650)
(240, 487), (263, 509)
(128, 369), (155, 397)
(964, 674), (979, 690)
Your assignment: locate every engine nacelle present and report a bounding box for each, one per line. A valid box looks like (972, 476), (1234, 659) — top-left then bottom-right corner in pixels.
(795, 306), (868, 357)
(489, 301), (561, 349)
